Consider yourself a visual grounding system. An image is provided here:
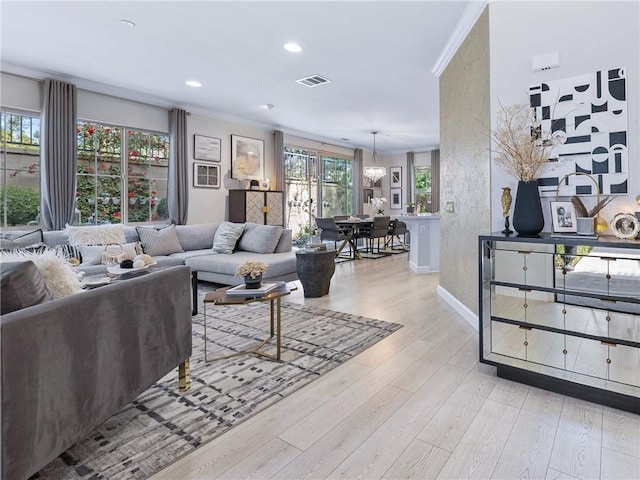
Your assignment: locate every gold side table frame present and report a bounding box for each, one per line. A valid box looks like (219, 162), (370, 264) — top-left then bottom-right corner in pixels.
(203, 283), (293, 362)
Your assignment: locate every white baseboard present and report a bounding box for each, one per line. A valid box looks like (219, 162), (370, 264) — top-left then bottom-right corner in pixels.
(437, 285), (479, 331)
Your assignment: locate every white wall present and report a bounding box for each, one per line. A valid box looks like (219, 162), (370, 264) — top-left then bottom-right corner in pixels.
(489, 1), (640, 233)
(187, 113), (273, 224)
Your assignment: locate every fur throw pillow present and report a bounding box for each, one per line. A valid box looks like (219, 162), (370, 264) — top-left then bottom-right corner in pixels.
(0, 249), (82, 299)
(64, 223), (126, 246)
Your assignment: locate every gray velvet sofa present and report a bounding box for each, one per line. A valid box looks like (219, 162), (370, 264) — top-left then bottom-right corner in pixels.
(0, 265), (193, 480)
(35, 222), (299, 285)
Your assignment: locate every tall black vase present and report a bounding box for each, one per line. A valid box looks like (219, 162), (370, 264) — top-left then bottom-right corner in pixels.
(512, 180), (544, 236)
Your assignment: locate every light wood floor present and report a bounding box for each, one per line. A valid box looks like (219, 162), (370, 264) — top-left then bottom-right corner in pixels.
(150, 253), (640, 480)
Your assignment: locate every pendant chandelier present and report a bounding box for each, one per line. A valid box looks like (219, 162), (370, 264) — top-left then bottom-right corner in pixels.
(363, 131), (386, 183)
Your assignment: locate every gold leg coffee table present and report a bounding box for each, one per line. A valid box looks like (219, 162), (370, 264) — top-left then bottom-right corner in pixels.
(203, 282), (294, 362)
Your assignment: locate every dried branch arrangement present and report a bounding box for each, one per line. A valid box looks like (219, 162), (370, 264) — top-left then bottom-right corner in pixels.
(490, 103), (565, 182)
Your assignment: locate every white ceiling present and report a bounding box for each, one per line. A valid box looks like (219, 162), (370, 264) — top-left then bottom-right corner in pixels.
(1, 0), (472, 153)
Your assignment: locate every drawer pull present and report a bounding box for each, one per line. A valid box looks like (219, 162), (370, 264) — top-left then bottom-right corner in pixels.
(600, 298), (617, 304)
(517, 251), (531, 255)
(518, 288), (532, 292)
(262, 206), (271, 213)
(599, 257), (617, 261)
(601, 341), (617, 347)
(518, 326), (532, 331)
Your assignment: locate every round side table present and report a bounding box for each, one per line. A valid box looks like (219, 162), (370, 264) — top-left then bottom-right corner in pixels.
(295, 249), (336, 297)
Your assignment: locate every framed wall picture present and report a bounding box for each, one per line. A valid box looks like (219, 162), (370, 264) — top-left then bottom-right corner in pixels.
(193, 162), (220, 188)
(231, 135), (264, 180)
(390, 166), (402, 187)
(390, 188), (402, 210)
(363, 188), (374, 204)
(550, 201), (577, 233)
(194, 135), (221, 162)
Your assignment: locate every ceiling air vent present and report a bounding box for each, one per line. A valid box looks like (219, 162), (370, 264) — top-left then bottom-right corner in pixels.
(296, 74), (331, 88)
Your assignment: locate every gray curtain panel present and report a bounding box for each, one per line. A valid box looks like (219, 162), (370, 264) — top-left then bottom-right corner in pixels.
(273, 130), (284, 191)
(168, 108), (188, 225)
(353, 148), (363, 213)
(41, 79), (77, 230)
(431, 149), (441, 213)
(406, 151), (415, 205)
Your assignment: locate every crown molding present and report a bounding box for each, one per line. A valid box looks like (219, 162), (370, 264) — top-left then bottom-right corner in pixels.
(431, 0), (488, 78)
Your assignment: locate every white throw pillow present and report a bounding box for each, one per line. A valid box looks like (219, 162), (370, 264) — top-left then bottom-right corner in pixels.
(64, 223), (126, 246)
(0, 249), (82, 299)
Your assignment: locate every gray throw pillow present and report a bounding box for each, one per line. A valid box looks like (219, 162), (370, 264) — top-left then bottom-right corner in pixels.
(212, 222), (245, 254)
(1, 261), (54, 314)
(238, 223), (283, 254)
(2, 229), (44, 248)
(136, 224), (184, 256)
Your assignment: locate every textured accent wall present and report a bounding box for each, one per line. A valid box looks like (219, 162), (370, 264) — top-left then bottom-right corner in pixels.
(439, 9), (491, 315)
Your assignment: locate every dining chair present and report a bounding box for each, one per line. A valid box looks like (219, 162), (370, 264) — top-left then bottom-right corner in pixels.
(386, 219), (409, 251)
(359, 216), (391, 257)
(314, 217), (353, 259)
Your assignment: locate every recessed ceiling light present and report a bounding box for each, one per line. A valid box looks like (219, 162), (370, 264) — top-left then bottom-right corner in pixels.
(185, 80), (202, 88)
(266, 104), (274, 110)
(120, 19), (136, 28)
(284, 42), (302, 53)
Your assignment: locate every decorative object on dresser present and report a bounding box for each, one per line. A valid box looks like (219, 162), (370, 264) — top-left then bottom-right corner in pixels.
(479, 233), (640, 414)
(228, 189), (284, 226)
(550, 201), (577, 233)
(235, 259), (269, 288)
(500, 186), (513, 234)
(490, 102), (566, 236)
(610, 212), (640, 239)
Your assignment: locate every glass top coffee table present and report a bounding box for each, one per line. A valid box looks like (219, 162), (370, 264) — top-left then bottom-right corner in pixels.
(203, 282), (295, 362)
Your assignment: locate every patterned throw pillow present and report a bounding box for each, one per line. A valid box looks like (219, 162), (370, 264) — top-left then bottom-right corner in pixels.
(212, 222), (245, 254)
(136, 224), (184, 256)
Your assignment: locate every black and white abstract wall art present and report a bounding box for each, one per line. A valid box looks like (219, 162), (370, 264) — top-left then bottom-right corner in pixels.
(530, 67), (628, 197)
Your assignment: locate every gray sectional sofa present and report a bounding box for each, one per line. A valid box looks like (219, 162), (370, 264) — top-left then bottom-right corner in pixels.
(36, 222), (299, 285)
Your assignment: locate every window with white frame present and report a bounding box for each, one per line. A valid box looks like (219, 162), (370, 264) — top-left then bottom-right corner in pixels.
(414, 165), (432, 213)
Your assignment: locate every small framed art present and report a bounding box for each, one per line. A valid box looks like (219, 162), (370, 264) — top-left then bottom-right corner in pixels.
(194, 135), (221, 162)
(231, 135), (264, 180)
(390, 166), (402, 187)
(390, 188), (402, 210)
(193, 162), (220, 188)
(550, 201), (577, 233)
(610, 212), (640, 239)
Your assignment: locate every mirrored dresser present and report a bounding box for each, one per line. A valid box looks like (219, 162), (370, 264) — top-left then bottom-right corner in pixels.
(479, 233), (640, 413)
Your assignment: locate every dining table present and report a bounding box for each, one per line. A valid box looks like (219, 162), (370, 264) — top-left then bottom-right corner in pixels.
(335, 219), (373, 259)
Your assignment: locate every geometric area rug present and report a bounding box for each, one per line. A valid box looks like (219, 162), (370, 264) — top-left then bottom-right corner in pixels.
(32, 299), (403, 480)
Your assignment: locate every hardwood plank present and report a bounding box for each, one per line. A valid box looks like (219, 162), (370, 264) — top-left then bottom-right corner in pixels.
(447, 336), (481, 370)
(274, 385), (412, 480)
(492, 387), (565, 480)
(545, 467), (581, 479)
(487, 377), (530, 408)
(278, 339), (432, 451)
(381, 439), (450, 480)
(215, 438), (301, 480)
(600, 447), (640, 480)
(434, 399), (520, 480)
(601, 406), (640, 460)
(417, 365), (498, 452)
(326, 365), (469, 480)
(548, 397), (603, 479)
